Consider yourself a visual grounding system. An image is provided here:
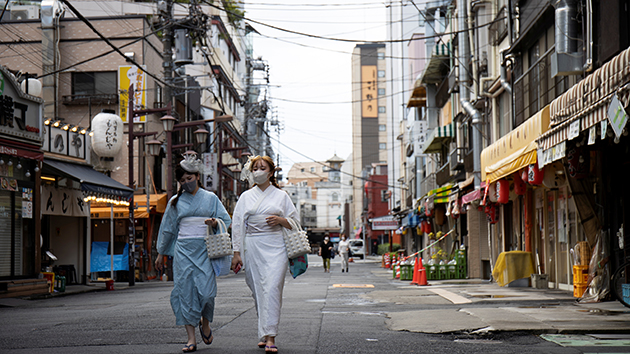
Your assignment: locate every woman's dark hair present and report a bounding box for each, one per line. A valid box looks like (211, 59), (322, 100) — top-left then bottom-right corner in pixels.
(250, 155), (280, 189)
(171, 164), (202, 208)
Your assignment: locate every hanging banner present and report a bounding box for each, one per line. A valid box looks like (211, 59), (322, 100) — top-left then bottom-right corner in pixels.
(202, 153), (218, 192)
(118, 65), (147, 123)
(607, 93), (628, 138)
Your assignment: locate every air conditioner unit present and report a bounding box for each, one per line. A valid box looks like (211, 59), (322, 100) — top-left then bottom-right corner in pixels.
(10, 5), (39, 20)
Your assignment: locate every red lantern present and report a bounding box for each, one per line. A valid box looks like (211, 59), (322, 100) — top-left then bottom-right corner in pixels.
(484, 203), (499, 224)
(520, 168), (528, 183)
(496, 179), (509, 204)
(424, 220), (432, 234)
(528, 164), (544, 185)
(513, 173), (526, 195)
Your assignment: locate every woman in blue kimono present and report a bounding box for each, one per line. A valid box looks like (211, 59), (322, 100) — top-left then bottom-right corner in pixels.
(155, 154), (231, 353)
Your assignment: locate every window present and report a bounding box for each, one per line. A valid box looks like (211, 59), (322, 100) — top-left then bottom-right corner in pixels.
(378, 88), (385, 96)
(300, 168), (305, 172)
(72, 72), (117, 96)
(377, 70), (385, 78)
(379, 124), (386, 131)
(381, 189), (389, 202)
(155, 84), (163, 104)
(378, 106), (386, 113)
(379, 143), (386, 150)
(332, 193), (338, 202)
(311, 205), (317, 211)
(310, 167), (315, 173)
(377, 52), (385, 60)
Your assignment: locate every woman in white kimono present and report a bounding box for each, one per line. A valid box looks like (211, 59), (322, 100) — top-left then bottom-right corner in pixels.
(231, 155), (298, 354)
(156, 154), (231, 353)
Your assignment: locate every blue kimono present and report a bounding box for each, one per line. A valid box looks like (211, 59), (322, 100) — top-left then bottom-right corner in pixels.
(157, 189), (231, 326)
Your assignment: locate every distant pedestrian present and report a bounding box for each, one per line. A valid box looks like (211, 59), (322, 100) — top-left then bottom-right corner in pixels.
(338, 234), (350, 272)
(231, 155), (299, 353)
(319, 236), (333, 272)
(155, 155), (232, 353)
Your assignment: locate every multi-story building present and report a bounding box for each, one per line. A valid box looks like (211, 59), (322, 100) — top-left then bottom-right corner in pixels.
(351, 43), (388, 244)
(0, 0), (257, 288)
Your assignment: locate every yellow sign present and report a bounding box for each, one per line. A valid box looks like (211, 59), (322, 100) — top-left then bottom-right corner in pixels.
(118, 66), (147, 123)
(361, 65), (378, 118)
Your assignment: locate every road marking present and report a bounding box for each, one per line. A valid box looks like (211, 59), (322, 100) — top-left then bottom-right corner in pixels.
(427, 288), (472, 304)
(332, 284), (375, 288)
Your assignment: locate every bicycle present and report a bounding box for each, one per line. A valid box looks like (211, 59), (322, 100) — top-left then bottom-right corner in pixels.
(611, 258), (630, 308)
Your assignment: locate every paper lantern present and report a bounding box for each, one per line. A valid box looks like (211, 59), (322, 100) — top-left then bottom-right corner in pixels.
(513, 172), (526, 195)
(484, 203), (499, 224)
(543, 162), (567, 188)
(487, 183), (498, 203)
(91, 111), (123, 157)
(496, 179), (509, 204)
(520, 168), (528, 183)
(527, 164), (544, 185)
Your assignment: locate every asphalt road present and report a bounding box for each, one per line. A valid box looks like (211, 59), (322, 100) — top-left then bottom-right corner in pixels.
(0, 258), (619, 353)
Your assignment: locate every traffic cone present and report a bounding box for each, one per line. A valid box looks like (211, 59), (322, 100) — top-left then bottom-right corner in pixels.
(395, 259), (401, 279)
(418, 261), (428, 286)
(410, 257), (420, 285)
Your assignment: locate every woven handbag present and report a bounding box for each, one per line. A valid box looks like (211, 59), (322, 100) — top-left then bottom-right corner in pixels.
(282, 218), (311, 259)
(205, 218), (233, 259)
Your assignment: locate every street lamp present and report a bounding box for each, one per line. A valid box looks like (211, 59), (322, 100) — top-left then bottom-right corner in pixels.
(194, 128), (208, 145)
(160, 114), (176, 133)
(146, 139), (163, 157)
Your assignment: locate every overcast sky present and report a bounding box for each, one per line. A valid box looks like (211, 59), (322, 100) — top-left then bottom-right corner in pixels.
(243, 0), (387, 177)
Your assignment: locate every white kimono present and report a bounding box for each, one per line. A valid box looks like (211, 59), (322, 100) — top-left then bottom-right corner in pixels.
(232, 185), (299, 340)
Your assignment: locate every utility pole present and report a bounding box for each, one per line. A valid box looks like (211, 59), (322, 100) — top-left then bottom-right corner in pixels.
(159, 0), (174, 194)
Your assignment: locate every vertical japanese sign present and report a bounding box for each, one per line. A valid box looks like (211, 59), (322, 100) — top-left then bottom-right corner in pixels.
(118, 66), (147, 123)
(361, 65), (378, 118)
(202, 153), (218, 192)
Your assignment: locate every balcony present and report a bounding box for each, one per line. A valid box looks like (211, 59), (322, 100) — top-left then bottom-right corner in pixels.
(449, 147), (466, 172)
(420, 173), (436, 198)
(62, 94), (118, 105)
(436, 162), (451, 186)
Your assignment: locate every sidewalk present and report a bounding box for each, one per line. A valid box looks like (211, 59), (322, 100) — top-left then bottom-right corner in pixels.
(371, 274), (630, 334)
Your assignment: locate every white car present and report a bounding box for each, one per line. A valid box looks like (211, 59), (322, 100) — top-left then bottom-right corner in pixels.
(348, 240), (365, 259)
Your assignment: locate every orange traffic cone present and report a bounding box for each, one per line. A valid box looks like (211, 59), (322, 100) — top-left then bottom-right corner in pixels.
(417, 261), (428, 286)
(410, 257), (420, 285)
(395, 259), (401, 279)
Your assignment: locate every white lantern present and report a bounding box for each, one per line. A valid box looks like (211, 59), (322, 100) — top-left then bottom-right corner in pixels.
(91, 110), (124, 157)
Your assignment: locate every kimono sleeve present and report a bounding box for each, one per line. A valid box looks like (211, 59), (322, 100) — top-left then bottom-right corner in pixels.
(231, 194), (246, 252)
(209, 191), (231, 228)
(156, 199), (177, 256)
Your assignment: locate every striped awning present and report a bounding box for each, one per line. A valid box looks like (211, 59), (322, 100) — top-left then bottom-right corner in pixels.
(421, 123), (455, 154)
(420, 41), (451, 85)
(537, 46), (630, 161)
(428, 184), (454, 204)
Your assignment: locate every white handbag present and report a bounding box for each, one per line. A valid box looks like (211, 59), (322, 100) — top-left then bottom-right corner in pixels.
(205, 218), (233, 259)
(282, 218), (311, 259)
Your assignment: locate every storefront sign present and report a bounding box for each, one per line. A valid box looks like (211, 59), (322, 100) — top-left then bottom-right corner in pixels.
(361, 65), (378, 118)
(118, 65), (147, 123)
(0, 68), (43, 145)
(568, 120), (580, 140)
(371, 215), (398, 230)
(607, 93), (628, 138)
(42, 125), (88, 160)
(41, 185), (89, 217)
(601, 120), (607, 140)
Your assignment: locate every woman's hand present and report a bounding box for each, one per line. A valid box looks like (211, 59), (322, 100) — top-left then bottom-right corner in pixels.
(265, 215), (290, 228)
(231, 252), (243, 274)
(154, 254), (163, 271)
(205, 218), (218, 228)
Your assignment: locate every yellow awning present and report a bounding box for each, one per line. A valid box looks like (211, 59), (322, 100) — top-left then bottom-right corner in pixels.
(90, 193), (168, 219)
(480, 105), (550, 183)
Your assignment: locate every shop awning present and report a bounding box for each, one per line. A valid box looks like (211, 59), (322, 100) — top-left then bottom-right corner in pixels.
(427, 184), (453, 204)
(420, 123), (455, 154)
(89, 193), (168, 219)
(43, 159), (133, 199)
(480, 105), (550, 183)
(407, 83), (426, 108)
(420, 41), (451, 85)
(537, 46), (630, 160)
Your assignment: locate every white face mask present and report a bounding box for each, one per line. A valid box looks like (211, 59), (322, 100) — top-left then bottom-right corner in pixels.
(252, 170), (269, 185)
